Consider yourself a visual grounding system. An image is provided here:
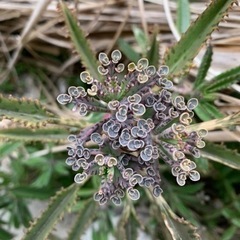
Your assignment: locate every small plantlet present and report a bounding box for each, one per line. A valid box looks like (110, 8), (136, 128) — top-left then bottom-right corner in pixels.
(57, 50), (207, 205)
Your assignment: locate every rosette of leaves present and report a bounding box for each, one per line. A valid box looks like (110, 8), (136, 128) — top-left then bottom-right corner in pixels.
(57, 50), (206, 205)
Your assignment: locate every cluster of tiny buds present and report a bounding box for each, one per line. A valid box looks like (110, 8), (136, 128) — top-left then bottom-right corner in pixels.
(57, 50), (207, 206)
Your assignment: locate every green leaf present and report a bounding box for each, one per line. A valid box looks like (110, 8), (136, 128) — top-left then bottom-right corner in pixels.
(22, 184), (78, 240)
(0, 94), (53, 126)
(68, 200), (97, 240)
(77, 188), (95, 197)
(0, 227), (13, 240)
(176, 0), (190, 33)
(194, 101), (223, 121)
(32, 168), (52, 188)
(125, 214), (138, 240)
(60, 1), (101, 81)
(201, 142), (240, 170)
(0, 94), (50, 117)
(54, 162), (69, 176)
(132, 26), (148, 56)
(147, 29), (160, 66)
(0, 142), (22, 158)
(221, 226), (237, 240)
(153, 195), (200, 240)
(10, 199), (31, 228)
(204, 65), (240, 93)
(0, 127), (68, 142)
(11, 187), (53, 199)
(202, 101), (223, 118)
(194, 156), (209, 174)
(115, 202), (131, 240)
(165, 0), (235, 76)
(117, 38), (140, 63)
(194, 102), (213, 121)
(194, 45), (213, 89)
(93, 210), (113, 240)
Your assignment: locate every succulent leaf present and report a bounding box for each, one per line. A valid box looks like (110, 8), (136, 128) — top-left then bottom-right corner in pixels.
(60, 1), (102, 81)
(165, 0), (235, 76)
(22, 184), (79, 240)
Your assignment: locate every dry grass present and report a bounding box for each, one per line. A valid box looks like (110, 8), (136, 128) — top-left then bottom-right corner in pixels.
(1, 0), (240, 76)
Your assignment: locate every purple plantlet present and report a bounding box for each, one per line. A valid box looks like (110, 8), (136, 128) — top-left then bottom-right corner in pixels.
(57, 50), (207, 205)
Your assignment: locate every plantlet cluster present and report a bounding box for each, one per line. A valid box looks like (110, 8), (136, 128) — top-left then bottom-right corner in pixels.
(57, 50), (206, 205)
(1, 0), (240, 239)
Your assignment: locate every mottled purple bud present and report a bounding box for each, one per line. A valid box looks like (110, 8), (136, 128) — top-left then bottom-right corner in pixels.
(146, 65), (156, 76)
(74, 172), (88, 183)
(111, 50), (122, 63)
(66, 157), (75, 166)
(171, 166), (182, 177)
(80, 71), (93, 84)
(98, 65), (109, 75)
(108, 100), (120, 111)
(176, 173), (187, 186)
(189, 170), (200, 181)
(180, 159), (196, 171)
(115, 63), (125, 73)
(137, 58), (149, 71)
(145, 95), (156, 107)
(111, 195), (122, 205)
(187, 98), (198, 110)
(130, 103), (146, 116)
(153, 101), (167, 112)
(127, 94), (142, 104)
(127, 187), (140, 200)
(79, 103), (88, 116)
(57, 94), (72, 105)
(153, 185), (163, 197)
(99, 52), (110, 66)
(158, 65), (169, 75)
(122, 168), (134, 180)
(94, 192), (103, 201)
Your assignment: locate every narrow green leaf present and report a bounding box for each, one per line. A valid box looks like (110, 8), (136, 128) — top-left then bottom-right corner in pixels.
(54, 162), (69, 175)
(194, 156), (209, 174)
(201, 142), (240, 170)
(77, 188), (95, 197)
(0, 142), (22, 158)
(11, 187), (53, 199)
(147, 29), (160, 66)
(202, 101), (223, 119)
(125, 214), (138, 240)
(155, 195), (201, 240)
(176, 0), (190, 33)
(11, 199), (31, 228)
(92, 210), (113, 240)
(221, 225), (237, 240)
(117, 38), (140, 63)
(60, 1), (101, 80)
(32, 168), (52, 188)
(22, 184), (78, 240)
(204, 65), (240, 93)
(0, 127), (68, 142)
(68, 200), (97, 240)
(194, 45), (213, 89)
(115, 202), (131, 240)
(132, 26), (148, 56)
(0, 94), (54, 125)
(0, 228), (13, 240)
(165, 0), (235, 76)
(194, 102), (213, 121)
(0, 94), (51, 117)
(194, 101), (223, 121)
